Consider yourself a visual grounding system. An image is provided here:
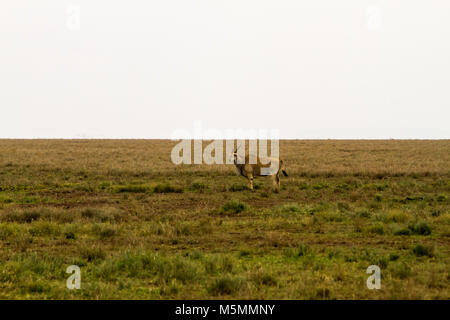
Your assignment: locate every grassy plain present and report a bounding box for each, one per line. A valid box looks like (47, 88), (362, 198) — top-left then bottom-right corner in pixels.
(0, 139), (449, 299)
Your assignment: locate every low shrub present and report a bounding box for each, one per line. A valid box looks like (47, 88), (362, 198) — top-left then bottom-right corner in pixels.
(152, 183), (182, 194)
(208, 275), (244, 296)
(409, 221), (432, 236)
(368, 223), (385, 235)
(412, 244), (434, 257)
(116, 184), (151, 193)
(222, 200), (247, 214)
(280, 203), (301, 213)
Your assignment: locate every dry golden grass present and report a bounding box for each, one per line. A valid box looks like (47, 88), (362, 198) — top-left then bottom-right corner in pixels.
(1, 139), (448, 177)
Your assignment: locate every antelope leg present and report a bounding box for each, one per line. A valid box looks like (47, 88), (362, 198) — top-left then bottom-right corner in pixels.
(247, 173), (254, 190)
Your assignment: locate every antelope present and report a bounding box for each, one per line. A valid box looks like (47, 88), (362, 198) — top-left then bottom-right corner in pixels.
(231, 149), (288, 190)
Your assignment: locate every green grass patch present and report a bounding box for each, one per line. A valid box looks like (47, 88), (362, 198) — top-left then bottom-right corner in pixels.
(412, 244), (434, 257)
(229, 184), (249, 192)
(208, 275), (244, 296)
(221, 200), (247, 214)
(152, 183), (183, 193)
(115, 184), (151, 193)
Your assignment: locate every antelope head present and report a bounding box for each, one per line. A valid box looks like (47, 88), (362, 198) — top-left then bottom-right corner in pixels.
(230, 145), (244, 164)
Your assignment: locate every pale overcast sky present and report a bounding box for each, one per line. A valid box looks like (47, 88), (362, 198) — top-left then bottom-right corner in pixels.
(0, 1), (449, 139)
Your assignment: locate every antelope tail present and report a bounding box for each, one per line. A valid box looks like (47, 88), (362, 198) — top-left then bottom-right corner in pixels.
(280, 160), (288, 176)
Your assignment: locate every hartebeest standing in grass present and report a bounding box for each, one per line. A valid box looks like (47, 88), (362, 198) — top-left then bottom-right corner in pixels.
(231, 149), (288, 190)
